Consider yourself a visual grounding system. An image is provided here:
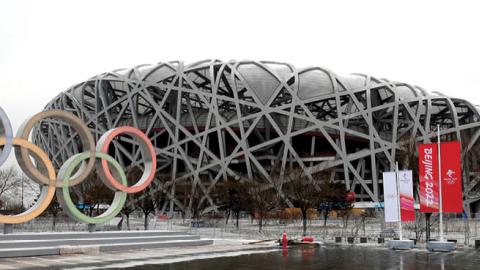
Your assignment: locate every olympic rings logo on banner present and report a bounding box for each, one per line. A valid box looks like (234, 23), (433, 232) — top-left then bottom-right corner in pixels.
(0, 107), (157, 224)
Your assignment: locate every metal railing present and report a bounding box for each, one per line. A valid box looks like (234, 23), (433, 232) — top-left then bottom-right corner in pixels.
(5, 213), (480, 246)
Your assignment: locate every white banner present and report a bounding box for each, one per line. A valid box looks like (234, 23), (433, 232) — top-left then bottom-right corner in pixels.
(383, 172), (399, 222)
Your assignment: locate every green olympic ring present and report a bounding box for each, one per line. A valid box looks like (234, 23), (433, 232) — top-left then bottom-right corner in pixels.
(57, 152), (128, 224)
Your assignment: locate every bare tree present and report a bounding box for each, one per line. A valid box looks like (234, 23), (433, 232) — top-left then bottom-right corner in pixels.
(0, 167), (21, 208)
(118, 167), (144, 231)
(133, 175), (166, 230)
(17, 173), (39, 209)
(282, 170), (322, 236)
(42, 196), (61, 231)
(337, 206), (353, 229)
(317, 179), (351, 227)
(247, 179), (281, 232)
(215, 178), (252, 229)
(120, 195), (137, 230)
(283, 169), (350, 235)
(189, 186), (203, 221)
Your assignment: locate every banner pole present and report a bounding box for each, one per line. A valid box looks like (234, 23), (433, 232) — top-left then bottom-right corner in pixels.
(395, 161), (402, 240)
(437, 124), (444, 242)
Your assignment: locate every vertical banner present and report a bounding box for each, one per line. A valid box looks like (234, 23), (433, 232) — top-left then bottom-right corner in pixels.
(440, 141), (463, 213)
(382, 172), (399, 222)
(398, 170), (415, 221)
(418, 143), (439, 212)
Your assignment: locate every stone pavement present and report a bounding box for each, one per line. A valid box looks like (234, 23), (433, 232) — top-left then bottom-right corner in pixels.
(0, 239), (279, 269)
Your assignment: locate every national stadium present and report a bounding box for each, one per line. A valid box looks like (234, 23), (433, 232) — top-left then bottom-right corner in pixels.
(34, 60), (480, 215)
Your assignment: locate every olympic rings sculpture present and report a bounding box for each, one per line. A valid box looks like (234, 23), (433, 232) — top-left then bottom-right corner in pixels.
(0, 107), (157, 224)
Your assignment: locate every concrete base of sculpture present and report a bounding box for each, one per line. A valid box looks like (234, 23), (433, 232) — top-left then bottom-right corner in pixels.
(388, 239), (415, 250)
(426, 241), (455, 252)
(0, 230), (213, 258)
(59, 245), (100, 255)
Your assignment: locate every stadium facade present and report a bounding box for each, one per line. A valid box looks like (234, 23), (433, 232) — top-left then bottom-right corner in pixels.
(36, 60), (480, 215)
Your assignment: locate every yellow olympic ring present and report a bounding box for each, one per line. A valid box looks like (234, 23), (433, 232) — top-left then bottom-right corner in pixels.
(0, 137), (56, 224)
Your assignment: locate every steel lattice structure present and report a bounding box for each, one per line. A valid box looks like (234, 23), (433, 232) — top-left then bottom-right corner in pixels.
(35, 60), (480, 215)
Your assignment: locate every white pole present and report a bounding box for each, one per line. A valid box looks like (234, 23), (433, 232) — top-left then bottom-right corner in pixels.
(437, 124), (444, 242)
(395, 161), (403, 240)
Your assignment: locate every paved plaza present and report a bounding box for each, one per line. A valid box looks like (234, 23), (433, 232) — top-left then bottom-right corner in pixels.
(0, 239), (277, 269)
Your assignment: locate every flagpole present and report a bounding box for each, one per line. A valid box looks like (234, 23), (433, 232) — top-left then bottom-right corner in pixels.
(437, 124), (444, 242)
(395, 161), (403, 240)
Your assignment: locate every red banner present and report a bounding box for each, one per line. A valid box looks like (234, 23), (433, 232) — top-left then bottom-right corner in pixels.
(418, 143), (439, 212)
(418, 141), (463, 213)
(440, 141), (463, 213)
(399, 170), (415, 221)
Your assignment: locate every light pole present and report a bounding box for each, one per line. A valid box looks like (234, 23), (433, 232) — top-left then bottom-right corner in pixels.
(437, 124), (444, 242)
(395, 162), (402, 240)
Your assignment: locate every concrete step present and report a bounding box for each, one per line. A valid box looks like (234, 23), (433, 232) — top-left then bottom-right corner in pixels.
(0, 234), (200, 249)
(0, 230), (185, 241)
(0, 239), (214, 258)
(0, 231), (213, 258)
(0, 246), (58, 258)
(99, 239), (214, 252)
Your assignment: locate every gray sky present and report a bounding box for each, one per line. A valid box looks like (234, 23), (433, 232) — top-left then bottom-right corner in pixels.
(1, 0), (480, 133)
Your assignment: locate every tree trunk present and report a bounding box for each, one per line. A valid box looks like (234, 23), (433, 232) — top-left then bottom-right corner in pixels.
(225, 209), (230, 224)
(302, 209), (308, 236)
(362, 216), (366, 236)
(345, 215), (349, 228)
(323, 210), (329, 227)
(258, 215), (263, 232)
(117, 215), (124, 230)
(52, 213), (57, 231)
(464, 217), (470, 245)
(126, 213), (131, 231)
(235, 212), (240, 229)
(425, 213), (431, 241)
(144, 213), (149, 230)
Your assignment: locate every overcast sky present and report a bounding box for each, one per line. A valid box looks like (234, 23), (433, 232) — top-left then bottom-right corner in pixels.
(1, 0), (480, 133)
